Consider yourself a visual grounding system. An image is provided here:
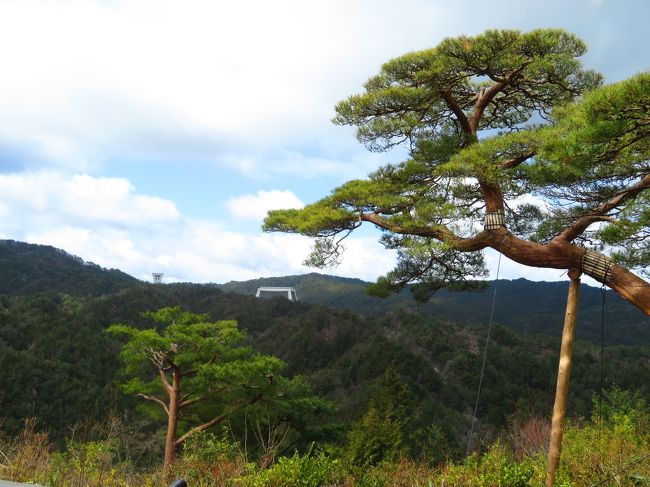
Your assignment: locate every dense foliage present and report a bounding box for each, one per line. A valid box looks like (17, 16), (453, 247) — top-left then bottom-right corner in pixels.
(220, 273), (650, 346)
(0, 239), (137, 297)
(1, 239), (648, 485)
(1, 278), (648, 456)
(264, 29), (650, 315)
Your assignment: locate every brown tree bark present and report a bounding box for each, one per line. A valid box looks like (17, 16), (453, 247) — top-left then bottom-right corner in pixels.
(488, 231), (650, 316)
(607, 265), (650, 316)
(360, 212), (650, 316)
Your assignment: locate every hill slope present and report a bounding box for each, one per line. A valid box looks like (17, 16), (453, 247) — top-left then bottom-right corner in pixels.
(1, 239), (647, 345)
(0, 239), (139, 297)
(2, 281), (648, 453)
(0, 241), (648, 455)
(220, 273), (650, 346)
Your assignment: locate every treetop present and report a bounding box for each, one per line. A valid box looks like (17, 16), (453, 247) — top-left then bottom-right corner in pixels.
(333, 28), (601, 152)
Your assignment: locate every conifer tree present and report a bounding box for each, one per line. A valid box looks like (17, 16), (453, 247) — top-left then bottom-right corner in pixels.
(108, 307), (284, 479)
(264, 29), (650, 315)
(347, 367), (411, 466)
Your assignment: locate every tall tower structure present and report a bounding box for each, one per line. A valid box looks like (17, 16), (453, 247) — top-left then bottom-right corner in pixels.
(152, 273), (164, 284)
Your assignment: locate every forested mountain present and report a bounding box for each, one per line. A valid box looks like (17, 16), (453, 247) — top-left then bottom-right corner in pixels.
(220, 273), (650, 346)
(3, 239), (647, 345)
(1, 280), (649, 457)
(0, 239), (138, 297)
(1, 240), (648, 459)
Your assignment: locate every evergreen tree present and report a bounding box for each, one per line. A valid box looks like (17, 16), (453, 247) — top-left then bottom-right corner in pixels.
(264, 29), (650, 316)
(346, 367), (411, 466)
(108, 307), (285, 479)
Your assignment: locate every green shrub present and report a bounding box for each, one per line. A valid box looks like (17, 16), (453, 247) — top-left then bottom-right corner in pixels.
(501, 461), (534, 487)
(60, 438), (122, 486)
(239, 448), (339, 487)
(435, 441), (536, 487)
(164, 429), (245, 486)
(181, 429), (241, 465)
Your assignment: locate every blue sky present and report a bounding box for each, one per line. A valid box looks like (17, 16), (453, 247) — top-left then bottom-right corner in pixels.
(0, 0), (647, 284)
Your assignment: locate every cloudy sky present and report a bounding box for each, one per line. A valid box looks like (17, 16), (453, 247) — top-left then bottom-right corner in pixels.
(0, 0), (647, 285)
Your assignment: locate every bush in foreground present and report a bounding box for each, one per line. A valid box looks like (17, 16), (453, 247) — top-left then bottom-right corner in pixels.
(1, 391), (648, 487)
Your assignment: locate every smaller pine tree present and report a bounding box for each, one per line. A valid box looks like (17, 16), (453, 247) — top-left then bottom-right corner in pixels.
(346, 366), (411, 466)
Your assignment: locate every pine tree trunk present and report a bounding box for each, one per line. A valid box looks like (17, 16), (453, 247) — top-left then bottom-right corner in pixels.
(607, 265), (650, 316)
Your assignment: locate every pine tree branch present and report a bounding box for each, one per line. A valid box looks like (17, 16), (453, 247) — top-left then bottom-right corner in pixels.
(439, 89), (472, 135)
(360, 212), (488, 252)
(501, 152), (535, 169)
(159, 368), (172, 394)
(558, 172), (650, 242)
(137, 393), (170, 416)
(174, 393), (264, 447)
(178, 396), (205, 410)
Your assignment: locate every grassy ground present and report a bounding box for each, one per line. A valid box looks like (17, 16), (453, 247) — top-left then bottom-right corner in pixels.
(2, 392), (648, 486)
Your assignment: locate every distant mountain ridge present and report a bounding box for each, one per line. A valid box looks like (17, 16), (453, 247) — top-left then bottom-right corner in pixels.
(0, 239), (138, 297)
(1, 239), (648, 345)
(0, 239), (648, 447)
(220, 273), (650, 346)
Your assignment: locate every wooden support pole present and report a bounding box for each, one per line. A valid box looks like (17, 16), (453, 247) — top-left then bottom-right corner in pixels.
(546, 268), (581, 487)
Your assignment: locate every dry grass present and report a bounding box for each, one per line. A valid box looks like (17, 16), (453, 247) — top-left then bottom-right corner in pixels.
(0, 418), (52, 483)
(0, 410), (648, 487)
(508, 414), (551, 460)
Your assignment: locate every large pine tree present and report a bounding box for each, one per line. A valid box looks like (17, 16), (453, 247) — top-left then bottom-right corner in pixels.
(264, 29), (650, 315)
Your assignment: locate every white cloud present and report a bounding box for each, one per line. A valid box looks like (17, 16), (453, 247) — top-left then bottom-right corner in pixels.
(0, 0), (646, 289)
(0, 172), (180, 226)
(269, 150), (396, 181)
(1, 171), (396, 283)
(26, 227), (144, 272)
(22, 217), (397, 284)
(0, 0), (643, 184)
(0, 0), (449, 173)
(227, 190), (304, 221)
(214, 148), (402, 183)
(509, 193), (551, 212)
(1, 169), (607, 287)
(0, 168), (607, 287)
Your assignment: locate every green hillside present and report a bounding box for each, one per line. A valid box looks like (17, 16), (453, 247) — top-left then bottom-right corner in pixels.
(2, 279), (648, 450)
(0, 239), (139, 297)
(220, 273), (650, 346)
(3, 238), (646, 346)
(1, 240), (648, 462)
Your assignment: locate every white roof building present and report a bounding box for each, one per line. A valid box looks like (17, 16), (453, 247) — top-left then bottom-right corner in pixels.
(255, 286), (298, 302)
